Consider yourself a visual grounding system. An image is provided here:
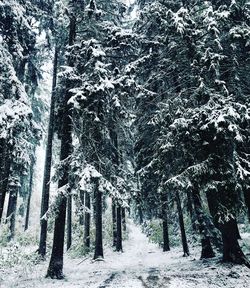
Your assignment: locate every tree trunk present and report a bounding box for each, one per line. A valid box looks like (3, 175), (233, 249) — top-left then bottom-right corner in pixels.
(112, 200), (117, 247)
(192, 186), (214, 259)
(6, 177), (19, 241)
(79, 191), (85, 225)
(186, 188), (197, 232)
(39, 46), (58, 258)
(0, 140), (11, 224)
(221, 219), (250, 268)
(206, 189), (250, 268)
(161, 192), (170, 252)
(122, 207), (126, 232)
(176, 191), (189, 256)
(243, 187), (250, 222)
(116, 205), (123, 252)
(67, 193), (72, 250)
(46, 12), (76, 278)
(24, 158), (35, 231)
(93, 178), (104, 260)
(84, 192), (91, 250)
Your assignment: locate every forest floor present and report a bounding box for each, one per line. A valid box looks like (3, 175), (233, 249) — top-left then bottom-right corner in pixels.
(1, 222), (250, 288)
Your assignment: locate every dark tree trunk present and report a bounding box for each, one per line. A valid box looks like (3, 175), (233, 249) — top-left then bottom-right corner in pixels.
(67, 193), (72, 250)
(161, 193), (170, 252)
(93, 178), (104, 260)
(24, 158), (35, 231)
(6, 178), (19, 241)
(0, 140), (11, 224)
(46, 12), (76, 278)
(221, 219), (250, 268)
(39, 46), (58, 258)
(112, 200), (117, 247)
(206, 189), (250, 268)
(79, 191), (85, 225)
(186, 189), (197, 232)
(116, 205), (123, 252)
(122, 207), (126, 232)
(176, 191), (189, 256)
(84, 192), (91, 250)
(192, 186), (214, 259)
(243, 187), (250, 222)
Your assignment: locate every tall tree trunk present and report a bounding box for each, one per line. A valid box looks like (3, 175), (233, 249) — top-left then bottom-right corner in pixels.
(206, 190), (250, 268)
(6, 177), (19, 241)
(0, 140), (11, 224)
(46, 11), (76, 278)
(192, 186), (214, 259)
(243, 187), (250, 222)
(79, 191), (85, 225)
(161, 193), (170, 252)
(84, 192), (91, 250)
(39, 46), (58, 258)
(121, 207), (126, 232)
(116, 205), (123, 252)
(67, 193), (72, 250)
(112, 200), (117, 247)
(221, 219), (250, 267)
(186, 188), (197, 232)
(176, 191), (189, 256)
(24, 158), (35, 231)
(93, 178), (104, 260)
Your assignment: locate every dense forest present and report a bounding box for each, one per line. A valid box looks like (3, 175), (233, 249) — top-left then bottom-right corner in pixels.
(0, 0), (250, 287)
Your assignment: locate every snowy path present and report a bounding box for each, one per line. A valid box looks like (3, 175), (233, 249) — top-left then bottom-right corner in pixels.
(1, 222), (250, 288)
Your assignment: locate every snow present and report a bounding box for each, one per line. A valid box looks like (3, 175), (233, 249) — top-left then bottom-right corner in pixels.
(1, 221), (250, 288)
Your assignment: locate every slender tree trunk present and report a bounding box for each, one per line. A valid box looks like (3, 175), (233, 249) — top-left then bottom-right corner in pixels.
(121, 207), (126, 232)
(192, 186), (214, 259)
(112, 200), (117, 247)
(176, 191), (189, 256)
(116, 205), (123, 252)
(0, 140), (11, 224)
(6, 178), (19, 241)
(67, 193), (72, 250)
(24, 158), (35, 231)
(243, 187), (250, 222)
(186, 189), (197, 232)
(84, 192), (91, 250)
(46, 12), (76, 278)
(79, 191), (85, 225)
(39, 46), (58, 258)
(94, 178), (104, 259)
(161, 193), (170, 252)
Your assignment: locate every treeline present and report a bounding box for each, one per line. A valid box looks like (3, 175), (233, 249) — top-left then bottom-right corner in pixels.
(0, 0), (250, 280)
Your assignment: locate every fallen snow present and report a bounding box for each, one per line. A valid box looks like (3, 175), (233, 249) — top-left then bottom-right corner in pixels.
(0, 221), (250, 288)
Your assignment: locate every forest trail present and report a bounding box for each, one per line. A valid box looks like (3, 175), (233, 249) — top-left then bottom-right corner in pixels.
(1, 221), (250, 288)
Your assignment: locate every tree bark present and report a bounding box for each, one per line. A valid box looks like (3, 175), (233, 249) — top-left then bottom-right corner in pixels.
(186, 188), (197, 232)
(24, 158), (35, 231)
(6, 177), (19, 241)
(221, 219), (250, 268)
(192, 186), (214, 259)
(39, 46), (58, 258)
(67, 193), (72, 250)
(84, 192), (91, 250)
(116, 205), (123, 252)
(0, 140), (11, 224)
(93, 178), (104, 259)
(176, 191), (189, 256)
(112, 200), (117, 247)
(161, 193), (170, 252)
(122, 207), (126, 232)
(46, 11), (76, 278)
(206, 188), (250, 268)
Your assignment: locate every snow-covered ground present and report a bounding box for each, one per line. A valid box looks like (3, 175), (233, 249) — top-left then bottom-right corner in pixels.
(1, 221), (250, 288)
